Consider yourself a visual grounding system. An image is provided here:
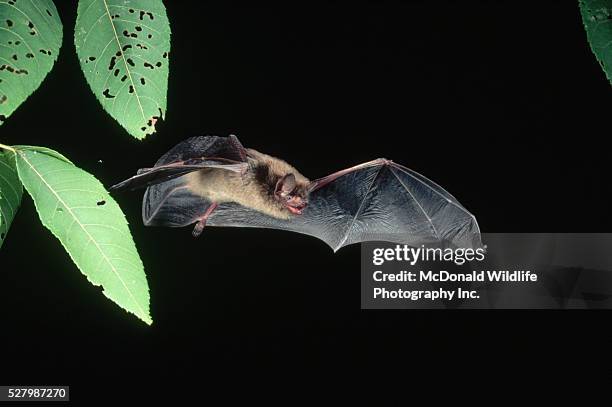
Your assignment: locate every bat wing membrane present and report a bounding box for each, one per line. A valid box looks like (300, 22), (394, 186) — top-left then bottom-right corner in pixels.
(110, 135), (248, 191)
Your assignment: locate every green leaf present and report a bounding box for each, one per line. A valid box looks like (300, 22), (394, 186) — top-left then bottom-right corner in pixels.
(75, 0), (171, 140)
(15, 144), (72, 163)
(0, 0), (62, 125)
(14, 146), (151, 324)
(0, 150), (22, 249)
(579, 0), (612, 84)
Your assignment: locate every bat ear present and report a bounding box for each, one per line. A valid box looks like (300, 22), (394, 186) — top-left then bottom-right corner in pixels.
(275, 173), (296, 195)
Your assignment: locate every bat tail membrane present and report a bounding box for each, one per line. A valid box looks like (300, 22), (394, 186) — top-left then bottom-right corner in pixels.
(142, 175), (214, 227)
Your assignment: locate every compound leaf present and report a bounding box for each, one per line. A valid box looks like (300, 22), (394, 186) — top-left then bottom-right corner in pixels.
(0, 0), (62, 125)
(14, 146), (151, 324)
(75, 0), (171, 140)
(0, 150), (22, 249)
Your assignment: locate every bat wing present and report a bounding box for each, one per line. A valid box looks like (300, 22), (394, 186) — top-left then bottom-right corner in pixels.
(202, 159), (482, 251)
(109, 135), (248, 191)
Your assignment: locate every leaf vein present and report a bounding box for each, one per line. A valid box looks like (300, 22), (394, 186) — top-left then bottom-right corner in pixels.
(17, 151), (147, 319)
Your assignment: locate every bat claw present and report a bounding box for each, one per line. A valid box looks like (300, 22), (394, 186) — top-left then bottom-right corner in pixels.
(376, 158), (393, 165)
(192, 220), (206, 237)
(192, 202), (218, 237)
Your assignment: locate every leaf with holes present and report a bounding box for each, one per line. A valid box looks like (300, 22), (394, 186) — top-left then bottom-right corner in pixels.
(0, 150), (22, 249)
(75, 0), (171, 140)
(0, 0), (62, 125)
(14, 146), (151, 324)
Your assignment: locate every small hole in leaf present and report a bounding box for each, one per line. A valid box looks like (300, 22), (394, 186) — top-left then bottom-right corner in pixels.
(11, 54), (17, 61)
(155, 61), (162, 67)
(122, 44), (132, 51)
(102, 89), (115, 98)
(15, 41), (20, 45)
(144, 62), (154, 69)
(46, 9), (52, 17)
(0, 95), (7, 104)
(135, 26), (142, 32)
(162, 51), (168, 58)
(97, 200), (106, 206)
(147, 34), (152, 39)
(129, 8), (135, 13)
(140, 77), (145, 85)
(140, 11), (154, 21)
(115, 50), (122, 57)
(26, 52), (33, 58)
(6, 20), (13, 27)
(108, 56), (117, 70)
(27, 21), (34, 29)
(120, 75), (127, 82)
(126, 58), (135, 67)
(129, 85), (134, 93)
(88, 56), (96, 61)
(114, 68), (119, 77)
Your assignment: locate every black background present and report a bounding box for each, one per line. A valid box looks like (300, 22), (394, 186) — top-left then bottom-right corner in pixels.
(1, 0), (611, 400)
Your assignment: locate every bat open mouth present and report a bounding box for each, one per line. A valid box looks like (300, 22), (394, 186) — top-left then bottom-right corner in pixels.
(286, 203), (306, 215)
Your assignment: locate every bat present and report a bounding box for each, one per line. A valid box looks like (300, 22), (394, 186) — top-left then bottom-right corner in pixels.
(110, 135), (481, 251)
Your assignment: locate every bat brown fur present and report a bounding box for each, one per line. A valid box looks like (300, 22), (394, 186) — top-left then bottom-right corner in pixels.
(185, 148), (310, 220)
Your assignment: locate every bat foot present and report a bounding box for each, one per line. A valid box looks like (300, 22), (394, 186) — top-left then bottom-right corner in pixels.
(192, 221), (206, 237)
(192, 202), (218, 238)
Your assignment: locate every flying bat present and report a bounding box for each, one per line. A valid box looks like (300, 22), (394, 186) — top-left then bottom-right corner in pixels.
(110, 135), (481, 251)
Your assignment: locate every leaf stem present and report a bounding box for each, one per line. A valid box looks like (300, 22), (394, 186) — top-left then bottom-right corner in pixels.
(0, 143), (16, 153)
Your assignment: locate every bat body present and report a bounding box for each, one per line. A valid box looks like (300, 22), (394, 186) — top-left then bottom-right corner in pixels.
(111, 135), (481, 251)
(184, 148), (310, 220)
